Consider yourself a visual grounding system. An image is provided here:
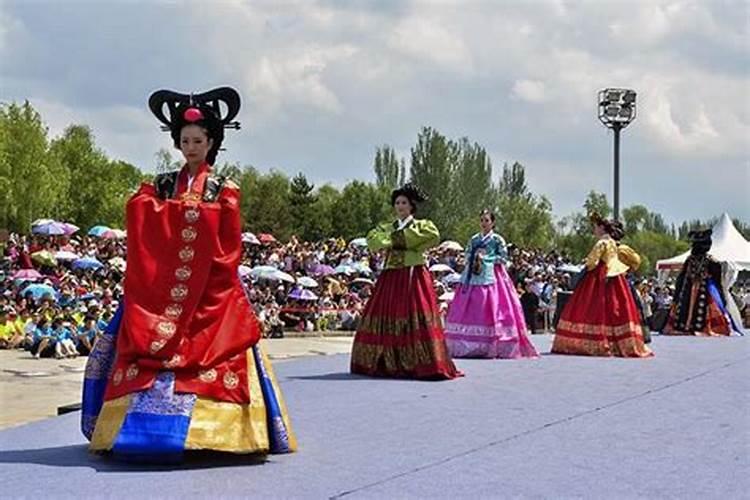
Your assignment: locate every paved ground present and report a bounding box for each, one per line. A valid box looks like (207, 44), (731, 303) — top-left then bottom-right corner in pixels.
(0, 336), (354, 430)
(0, 334), (747, 499)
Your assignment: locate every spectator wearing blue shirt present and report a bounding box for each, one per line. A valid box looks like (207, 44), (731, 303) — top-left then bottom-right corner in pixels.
(31, 317), (55, 358)
(76, 315), (99, 355)
(52, 318), (78, 358)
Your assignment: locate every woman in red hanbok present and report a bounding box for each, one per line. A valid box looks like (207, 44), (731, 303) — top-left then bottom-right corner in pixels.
(81, 88), (295, 460)
(552, 214), (653, 358)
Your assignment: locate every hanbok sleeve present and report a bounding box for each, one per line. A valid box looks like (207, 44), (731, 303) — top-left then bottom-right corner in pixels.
(617, 244), (642, 272)
(366, 223), (393, 252)
(493, 235), (509, 265)
(404, 219), (440, 253)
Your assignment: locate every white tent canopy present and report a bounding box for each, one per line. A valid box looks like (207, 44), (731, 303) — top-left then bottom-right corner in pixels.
(656, 213), (750, 332)
(656, 213), (750, 271)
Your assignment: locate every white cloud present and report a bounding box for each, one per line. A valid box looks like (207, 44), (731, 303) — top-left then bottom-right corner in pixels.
(388, 14), (474, 75)
(1, 0), (747, 222)
(511, 79), (547, 103)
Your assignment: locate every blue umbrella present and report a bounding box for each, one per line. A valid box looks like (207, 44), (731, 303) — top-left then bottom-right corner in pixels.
(249, 265), (280, 278)
(335, 264), (356, 275)
(73, 257), (103, 270)
(88, 225), (110, 237)
(352, 262), (372, 275)
(21, 284), (58, 301)
(32, 221), (67, 236)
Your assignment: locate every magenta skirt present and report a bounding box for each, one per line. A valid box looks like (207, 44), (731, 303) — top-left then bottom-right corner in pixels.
(444, 266), (539, 359)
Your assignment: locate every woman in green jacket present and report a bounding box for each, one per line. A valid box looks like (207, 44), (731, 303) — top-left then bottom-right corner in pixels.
(350, 184), (462, 379)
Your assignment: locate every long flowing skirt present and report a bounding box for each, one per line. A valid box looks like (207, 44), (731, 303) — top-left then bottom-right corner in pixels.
(663, 279), (732, 336)
(350, 266), (461, 379)
(81, 305), (296, 460)
(552, 265), (653, 358)
(444, 266), (539, 359)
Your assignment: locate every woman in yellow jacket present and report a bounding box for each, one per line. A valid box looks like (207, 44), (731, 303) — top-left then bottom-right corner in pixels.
(350, 184), (462, 379)
(552, 214), (653, 357)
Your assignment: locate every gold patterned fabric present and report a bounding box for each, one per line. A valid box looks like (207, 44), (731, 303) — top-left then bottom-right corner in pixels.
(89, 345), (297, 454)
(351, 266), (461, 379)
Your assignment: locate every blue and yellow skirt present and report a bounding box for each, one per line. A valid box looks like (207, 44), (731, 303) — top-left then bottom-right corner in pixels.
(81, 305), (296, 460)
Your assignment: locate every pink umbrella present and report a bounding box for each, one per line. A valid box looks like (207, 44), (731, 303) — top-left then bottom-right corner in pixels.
(258, 233), (277, 244)
(13, 269), (43, 281)
(62, 222), (80, 235)
(101, 229), (126, 239)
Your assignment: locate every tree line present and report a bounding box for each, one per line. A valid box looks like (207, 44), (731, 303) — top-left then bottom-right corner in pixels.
(2, 100), (748, 275)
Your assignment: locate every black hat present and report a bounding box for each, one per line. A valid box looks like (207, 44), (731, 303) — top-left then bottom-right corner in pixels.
(688, 229), (712, 255)
(148, 87), (241, 165)
(390, 183), (428, 206)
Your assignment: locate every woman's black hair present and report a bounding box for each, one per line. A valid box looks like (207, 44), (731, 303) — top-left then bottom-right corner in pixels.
(148, 87), (241, 166)
(390, 183), (428, 215)
(479, 209), (496, 226)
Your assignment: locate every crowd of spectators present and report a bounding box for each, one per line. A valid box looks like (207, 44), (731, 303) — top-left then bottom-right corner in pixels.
(2, 228), (747, 361)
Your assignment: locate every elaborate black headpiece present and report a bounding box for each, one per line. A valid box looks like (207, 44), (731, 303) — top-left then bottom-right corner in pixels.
(148, 87), (241, 165)
(390, 183), (428, 207)
(688, 229), (712, 255)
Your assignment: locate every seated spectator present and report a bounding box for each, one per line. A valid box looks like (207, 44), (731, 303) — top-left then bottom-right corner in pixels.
(52, 318), (78, 359)
(76, 315), (99, 355)
(31, 317), (56, 358)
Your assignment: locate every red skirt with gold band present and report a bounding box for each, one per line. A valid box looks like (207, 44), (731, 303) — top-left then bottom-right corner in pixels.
(552, 264), (653, 358)
(351, 266), (462, 379)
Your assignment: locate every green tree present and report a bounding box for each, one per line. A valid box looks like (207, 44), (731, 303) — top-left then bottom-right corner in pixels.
(240, 169), (293, 240)
(623, 231), (690, 275)
(494, 162), (554, 249)
(555, 191), (612, 260)
(331, 181), (391, 240)
(409, 127), (458, 231)
(0, 101), (68, 232)
(154, 148), (181, 173)
(288, 172), (322, 240)
(373, 145), (402, 191)
(49, 125), (116, 229)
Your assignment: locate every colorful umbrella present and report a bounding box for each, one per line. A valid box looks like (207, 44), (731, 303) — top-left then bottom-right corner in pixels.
(429, 263), (454, 273)
(312, 264), (336, 276)
(31, 218), (55, 227)
(297, 276), (319, 288)
(334, 264), (356, 275)
(31, 250), (57, 267)
(439, 240), (463, 252)
(55, 250), (80, 261)
(88, 225), (110, 237)
(61, 222), (80, 235)
(241, 232), (260, 245)
(352, 262), (372, 275)
(73, 257), (103, 270)
(270, 270), (295, 283)
(442, 272), (462, 285)
(12, 269), (42, 281)
(288, 288), (318, 301)
(101, 229), (126, 239)
(249, 265), (279, 278)
(21, 284), (58, 300)
(31, 221), (67, 236)
(258, 233), (277, 244)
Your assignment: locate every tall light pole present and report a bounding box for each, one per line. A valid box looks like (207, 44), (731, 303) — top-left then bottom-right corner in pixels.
(598, 88), (636, 220)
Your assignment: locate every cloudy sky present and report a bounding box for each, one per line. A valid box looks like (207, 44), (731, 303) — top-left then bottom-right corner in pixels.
(2, 0), (748, 223)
